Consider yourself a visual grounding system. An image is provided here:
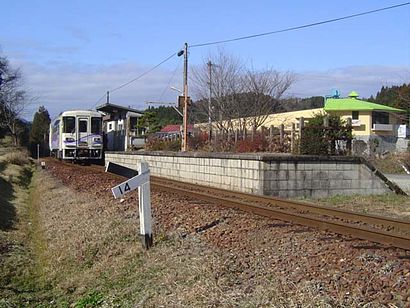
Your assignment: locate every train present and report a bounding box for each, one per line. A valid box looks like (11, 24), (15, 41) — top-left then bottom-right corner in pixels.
(49, 110), (103, 161)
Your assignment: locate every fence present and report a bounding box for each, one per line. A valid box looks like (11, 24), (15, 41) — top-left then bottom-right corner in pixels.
(198, 116), (352, 155)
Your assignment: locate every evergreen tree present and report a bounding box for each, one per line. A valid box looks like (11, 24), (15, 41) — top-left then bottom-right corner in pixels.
(29, 106), (50, 156)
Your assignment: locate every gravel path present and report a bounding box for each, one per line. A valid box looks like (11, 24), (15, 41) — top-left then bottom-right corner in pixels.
(44, 159), (410, 306)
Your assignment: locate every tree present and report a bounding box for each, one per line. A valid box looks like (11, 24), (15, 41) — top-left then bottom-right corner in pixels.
(137, 111), (161, 134)
(0, 56), (29, 146)
(373, 83), (410, 111)
(243, 67), (294, 130)
(29, 106), (51, 156)
(192, 50), (294, 132)
(192, 50), (245, 133)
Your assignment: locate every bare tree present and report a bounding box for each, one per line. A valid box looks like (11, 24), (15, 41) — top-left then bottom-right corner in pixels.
(0, 56), (28, 146)
(192, 50), (294, 133)
(243, 67), (294, 130)
(192, 49), (245, 133)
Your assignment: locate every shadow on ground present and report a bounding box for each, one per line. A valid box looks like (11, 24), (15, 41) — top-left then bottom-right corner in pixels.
(0, 161), (7, 173)
(0, 177), (15, 231)
(17, 167), (33, 189)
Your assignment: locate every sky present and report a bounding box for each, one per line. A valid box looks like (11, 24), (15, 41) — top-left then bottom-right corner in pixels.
(0, 0), (409, 120)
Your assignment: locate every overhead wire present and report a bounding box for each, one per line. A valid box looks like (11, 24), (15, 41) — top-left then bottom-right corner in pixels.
(190, 2), (410, 48)
(157, 57), (182, 102)
(92, 51), (178, 108)
(92, 2), (410, 107)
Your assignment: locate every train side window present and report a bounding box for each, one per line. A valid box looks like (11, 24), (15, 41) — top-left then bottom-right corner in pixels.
(63, 117), (75, 133)
(79, 120), (88, 133)
(91, 117), (101, 134)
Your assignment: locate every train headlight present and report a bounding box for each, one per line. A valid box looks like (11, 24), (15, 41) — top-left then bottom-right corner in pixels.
(93, 137), (101, 142)
(65, 137), (75, 142)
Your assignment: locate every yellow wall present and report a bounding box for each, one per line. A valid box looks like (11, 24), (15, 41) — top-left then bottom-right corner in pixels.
(195, 108), (402, 137)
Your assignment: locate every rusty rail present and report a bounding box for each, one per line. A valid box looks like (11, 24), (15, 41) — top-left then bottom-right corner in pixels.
(152, 177), (410, 250)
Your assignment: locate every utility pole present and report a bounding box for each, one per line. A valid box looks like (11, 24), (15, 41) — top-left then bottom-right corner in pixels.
(182, 43), (189, 151)
(207, 61), (212, 142)
(106, 91), (110, 104)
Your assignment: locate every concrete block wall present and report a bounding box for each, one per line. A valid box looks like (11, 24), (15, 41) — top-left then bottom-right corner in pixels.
(262, 160), (389, 198)
(105, 151), (393, 198)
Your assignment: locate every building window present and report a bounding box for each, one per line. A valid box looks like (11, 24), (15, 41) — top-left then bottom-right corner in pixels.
(118, 124), (123, 131)
(352, 111), (359, 120)
(372, 111), (389, 125)
(108, 123), (112, 130)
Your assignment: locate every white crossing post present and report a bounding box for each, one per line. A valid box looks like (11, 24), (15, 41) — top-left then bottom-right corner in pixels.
(138, 161), (153, 249)
(108, 161), (153, 250)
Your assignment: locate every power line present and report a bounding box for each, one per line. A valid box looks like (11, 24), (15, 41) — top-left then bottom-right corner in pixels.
(110, 52), (177, 93)
(157, 57), (182, 102)
(190, 2), (410, 48)
(92, 51), (177, 108)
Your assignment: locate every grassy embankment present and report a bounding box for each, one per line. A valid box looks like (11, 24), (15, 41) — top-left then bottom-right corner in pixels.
(0, 143), (336, 307)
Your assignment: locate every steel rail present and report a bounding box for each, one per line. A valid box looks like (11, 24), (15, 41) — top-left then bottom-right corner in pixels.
(152, 176), (410, 233)
(152, 178), (410, 250)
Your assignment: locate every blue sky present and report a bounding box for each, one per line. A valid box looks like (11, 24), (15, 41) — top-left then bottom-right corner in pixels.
(1, 0), (409, 119)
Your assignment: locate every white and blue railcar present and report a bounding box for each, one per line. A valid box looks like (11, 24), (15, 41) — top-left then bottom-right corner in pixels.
(49, 110), (103, 161)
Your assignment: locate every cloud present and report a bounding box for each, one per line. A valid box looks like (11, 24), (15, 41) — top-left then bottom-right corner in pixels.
(8, 58), (410, 121)
(11, 60), (183, 120)
(289, 65), (410, 98)
(64, 26), (90, 43)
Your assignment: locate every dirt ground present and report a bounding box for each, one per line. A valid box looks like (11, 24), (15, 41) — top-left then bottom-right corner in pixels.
(33, 158), (410, 307)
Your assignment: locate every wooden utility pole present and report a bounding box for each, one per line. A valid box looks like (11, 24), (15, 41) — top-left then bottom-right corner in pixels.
(182, 43), (189, 151)
(207, 61), (213, 142)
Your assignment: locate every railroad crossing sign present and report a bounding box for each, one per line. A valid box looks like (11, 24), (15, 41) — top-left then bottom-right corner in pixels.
(106, 161), (153, 249)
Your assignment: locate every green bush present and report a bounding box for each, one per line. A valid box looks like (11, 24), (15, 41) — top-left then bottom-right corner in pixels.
(299, 114), (352, 155)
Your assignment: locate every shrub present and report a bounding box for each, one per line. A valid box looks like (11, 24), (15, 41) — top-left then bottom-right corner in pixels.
(300, 114), (352, 155)
(235, 134), (269, 153)
(4, 151), (30, 166)
(188, 132), (209, 151)
(144, 136), (181, 152)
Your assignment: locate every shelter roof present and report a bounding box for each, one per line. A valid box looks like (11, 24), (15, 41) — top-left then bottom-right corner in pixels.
(96, 102), (143, 115)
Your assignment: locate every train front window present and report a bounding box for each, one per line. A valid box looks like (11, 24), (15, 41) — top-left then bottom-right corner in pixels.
(79, 120), (88, 133)
(63, 117), (75, 133)
(91, 117), (101, 134)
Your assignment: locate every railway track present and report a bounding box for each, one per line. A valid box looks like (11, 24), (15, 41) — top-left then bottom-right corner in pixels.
(151, 177), (410, 250)
(51, 159), (410, 250)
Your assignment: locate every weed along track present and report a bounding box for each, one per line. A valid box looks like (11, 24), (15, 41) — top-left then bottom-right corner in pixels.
(42, 158), (410, 306)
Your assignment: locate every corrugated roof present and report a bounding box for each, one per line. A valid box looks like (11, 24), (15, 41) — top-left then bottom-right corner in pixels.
(160, 124), (194, 133)
(324, 97), (405, 112)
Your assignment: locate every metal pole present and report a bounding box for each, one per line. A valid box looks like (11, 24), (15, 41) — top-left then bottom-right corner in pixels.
(208, 61), (212, 142)
(106, 91), (110, 104)
(182, 43), (189, 151)
(37, 144), (40, 163)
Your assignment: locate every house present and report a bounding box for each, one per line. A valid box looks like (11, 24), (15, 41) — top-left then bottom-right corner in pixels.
(195, 91), (408, 153)
(156, 124), (195, 140)
(324, 91), (407, 152)
(96, 102), (144, 151)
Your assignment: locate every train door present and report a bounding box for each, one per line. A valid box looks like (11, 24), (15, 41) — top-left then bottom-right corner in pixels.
(77, 117), (89, 149)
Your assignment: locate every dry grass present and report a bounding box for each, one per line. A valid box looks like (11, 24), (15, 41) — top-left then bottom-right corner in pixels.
(370, 152), (410, 174)
(315, 194), (410, 221)
(0, 169), (353, 307)
(3, 150), (30, 166)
